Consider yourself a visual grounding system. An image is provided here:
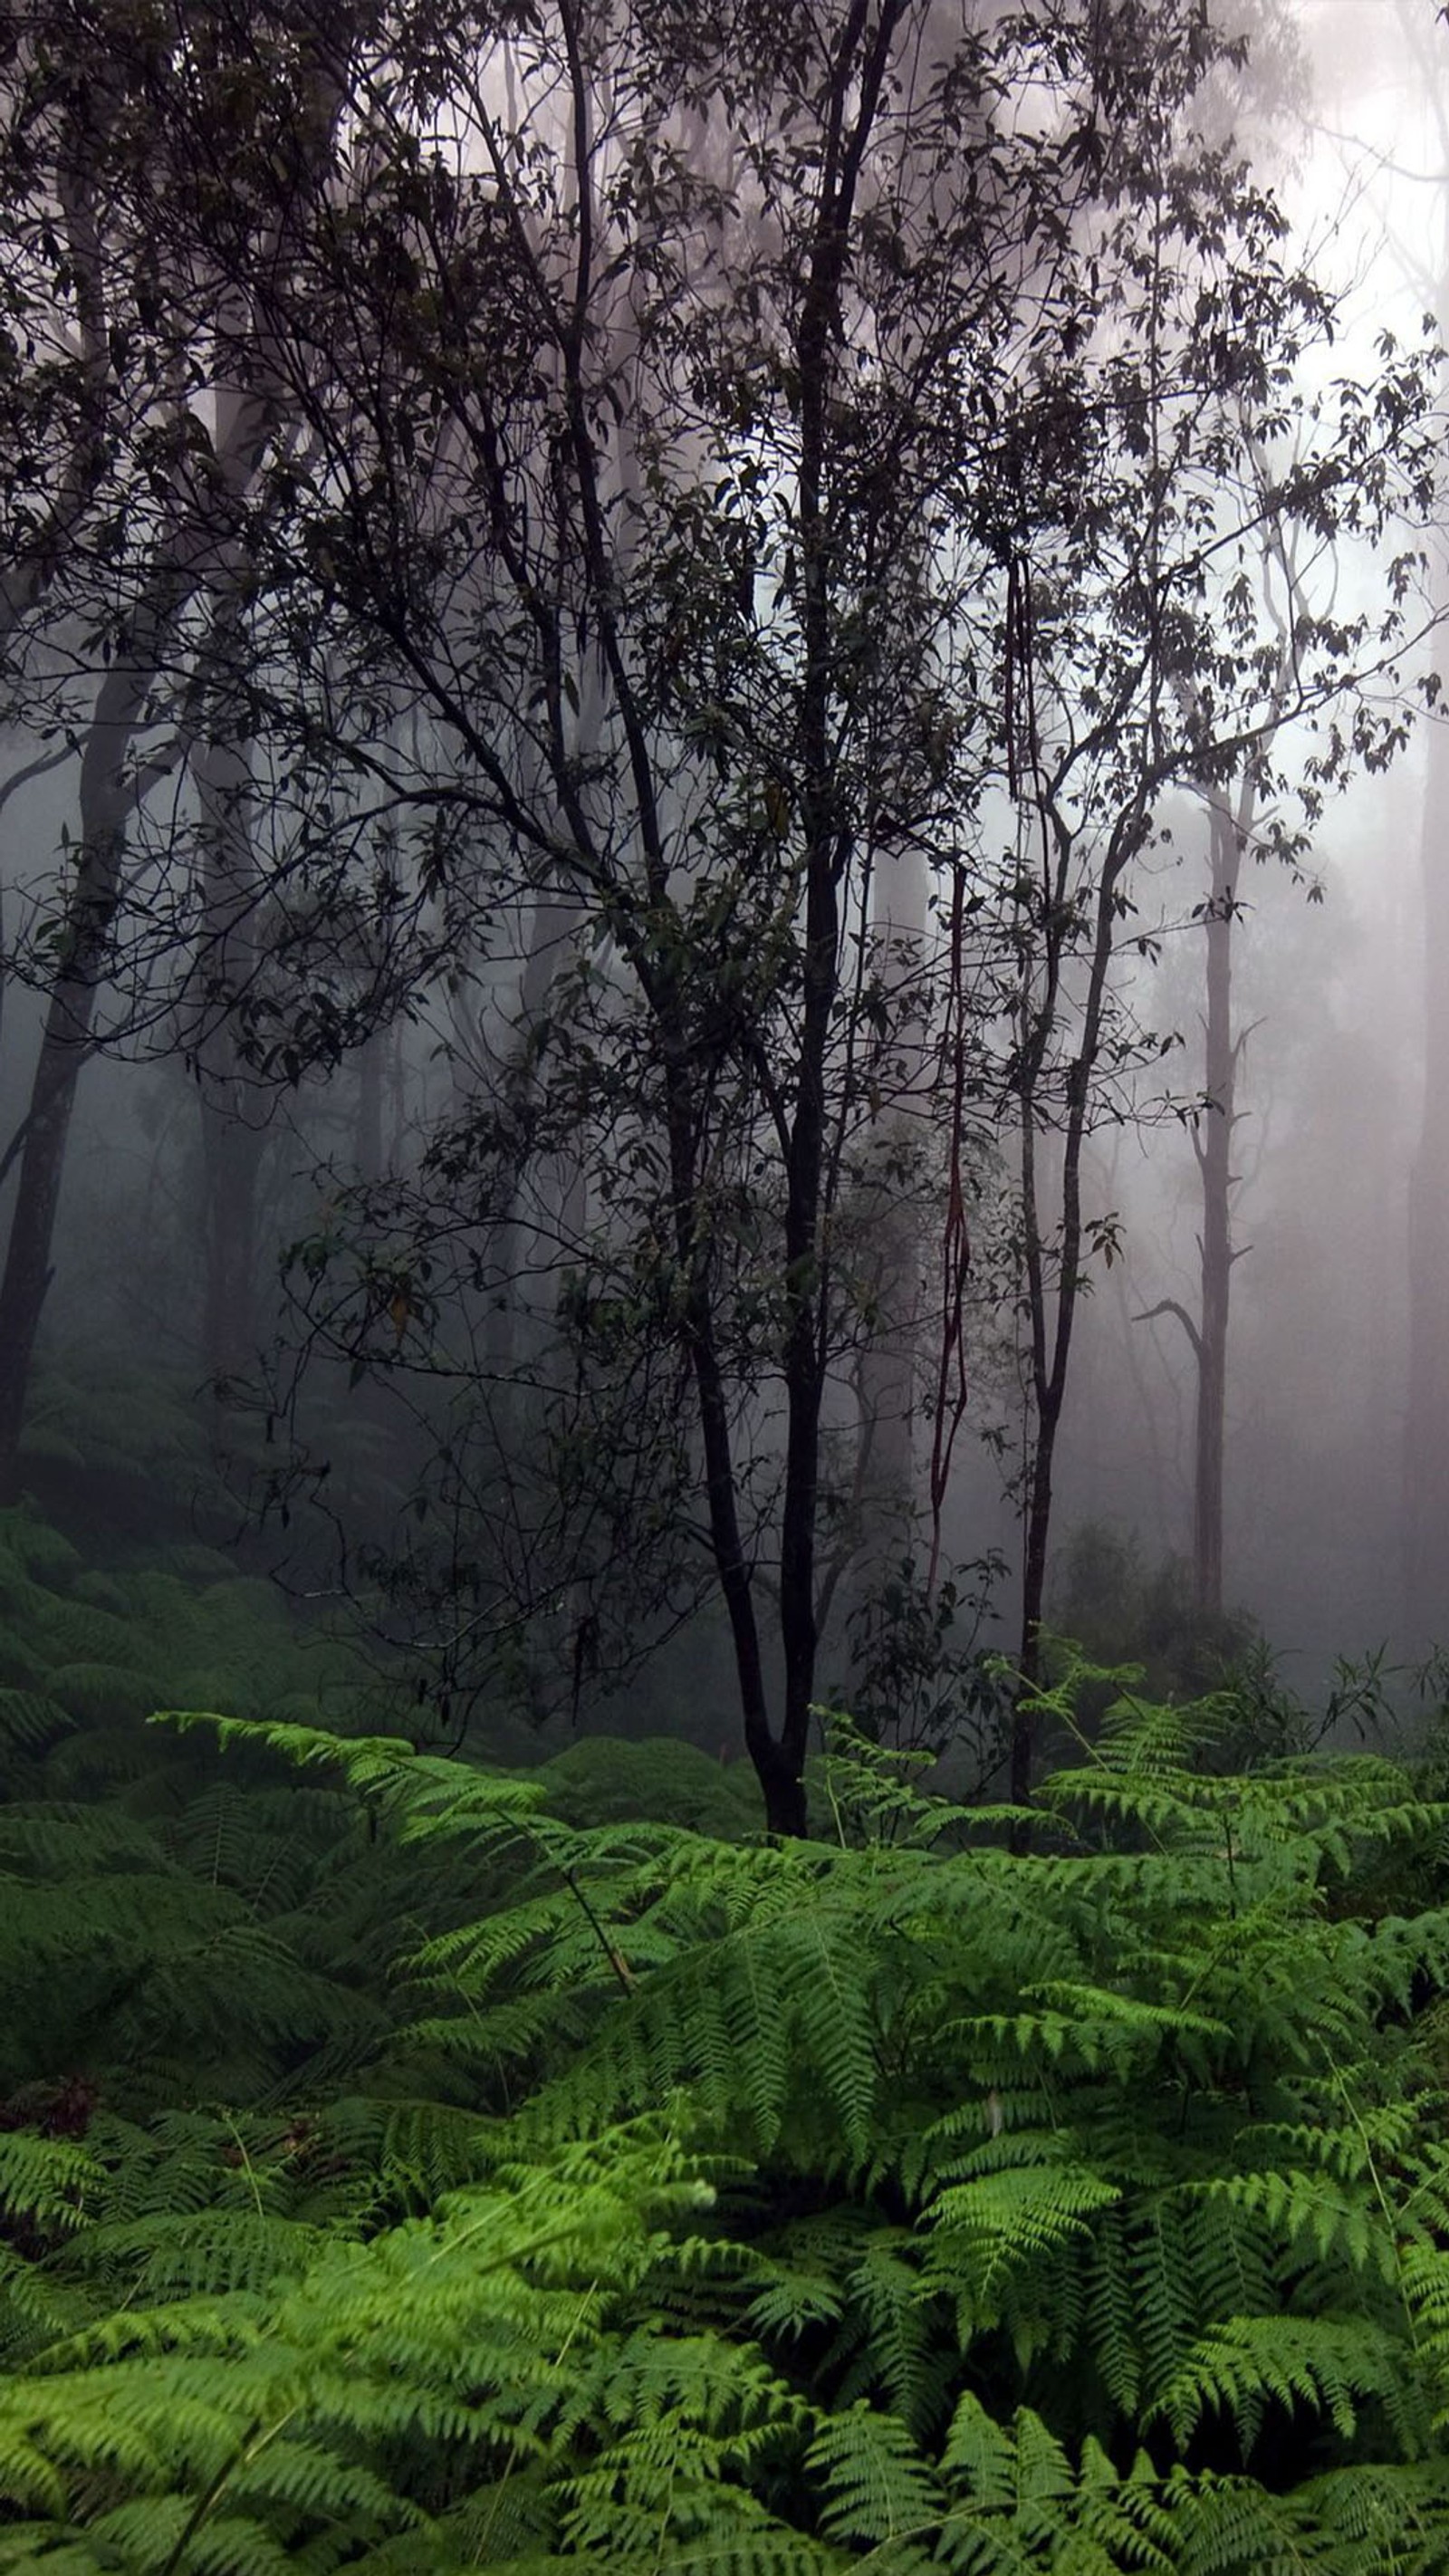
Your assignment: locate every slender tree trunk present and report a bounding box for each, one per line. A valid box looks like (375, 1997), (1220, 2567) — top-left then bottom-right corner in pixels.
(355, 1032), (385, 1185)
(0, 1028), (86, 1494)
(1405, 706), (1449, 1639)
(1386, 0), (1449, 1648)
(193, 710), (269, 1389)
(1013, 1097), (1059, 1807)
(0, 672), (147, 1495)
(772, 0), (906, 1821)
(1192, 799), (1238, 1615)
(1012, 808), (1146, 1810)
(851, 845), (928, 1572)
(201, 1106), (266, 1384)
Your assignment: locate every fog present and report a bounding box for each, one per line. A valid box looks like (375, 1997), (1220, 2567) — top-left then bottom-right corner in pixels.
(1, 0), (1447, 1808)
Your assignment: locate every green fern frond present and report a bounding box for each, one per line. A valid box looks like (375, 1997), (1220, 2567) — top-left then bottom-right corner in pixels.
(923, 2157), (1123, 2342)
(808, 2400), (944, 2547)
(0, 1687), (72, 1754)
(1198, 2165), (1394, 2281)
(1151, 2312), (1421, 2456)
(0, 2132), (100, 2235)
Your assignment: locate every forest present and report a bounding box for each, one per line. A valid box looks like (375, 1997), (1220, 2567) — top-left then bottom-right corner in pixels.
(8, 0), (1449, 2563)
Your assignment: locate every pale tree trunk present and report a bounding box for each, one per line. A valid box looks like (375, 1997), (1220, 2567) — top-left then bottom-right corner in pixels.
(195, 723), (268, 1389)
(479, 873), (585, 1385)
(1191, 796), (1239, 1616)
(1392, 0), (1449, 1644)
(1136, 786), (1252, 1614)
(1012, 804), (1146, 1811)
(355, 1031), (385, 1186)
(849, 843), (928, 1569)
(1405, 706), (1449, 1639)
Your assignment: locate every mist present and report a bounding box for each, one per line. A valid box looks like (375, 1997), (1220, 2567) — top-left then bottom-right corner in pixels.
(0, 0), (1446, 1800)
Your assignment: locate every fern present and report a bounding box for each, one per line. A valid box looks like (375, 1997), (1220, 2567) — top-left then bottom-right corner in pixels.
(8, 1648), (1449, 2566)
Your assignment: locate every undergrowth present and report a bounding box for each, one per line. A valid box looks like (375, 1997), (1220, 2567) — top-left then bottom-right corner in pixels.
(4, 1555), (1449, 2568)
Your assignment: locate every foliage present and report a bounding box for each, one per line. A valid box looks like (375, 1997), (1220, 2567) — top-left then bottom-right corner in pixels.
(826, 1551), (1011, 1778)
(0, 1502), (422, 2118)
(5, 1629), (1449, 2566)
(1045, 1526), (1419, 1773)
(4, 0), (1431, 1827)
(1046, 1523), (1262, 1734)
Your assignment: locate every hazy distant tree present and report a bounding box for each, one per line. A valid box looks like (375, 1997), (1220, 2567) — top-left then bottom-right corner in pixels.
(1134, 779), (1255, 1618)
(0, 11), (446, 1467)
(1133, 527), (1305, 1619)
(192, 689), (270, 1389)
(0, 16), (347, 1485)
(1283, 0), (1449, 1649)
(993, 350), (1434, 1803)
(1386, 11), (1449, 1644)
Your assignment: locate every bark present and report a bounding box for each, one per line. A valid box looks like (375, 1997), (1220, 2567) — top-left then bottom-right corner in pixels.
(1192, 797), (1238, 1615)
(774, 0), (907, 1811)
(193, 713), (269, 1387)
(1405, 704), (1449, 1639)
(1012, 806), (1146, 1812)
(851, 846), (928, 1576)
(201, 1104), (266, 1384)
(0, 669), (151, 1495)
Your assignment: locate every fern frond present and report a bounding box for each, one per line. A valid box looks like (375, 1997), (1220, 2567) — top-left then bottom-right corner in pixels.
(1150, 2313), (1421, 2456)
(808, 2401), (944, 2548)
(0, 2132), (100, 2235)
(923, 2155), (1122, 2342)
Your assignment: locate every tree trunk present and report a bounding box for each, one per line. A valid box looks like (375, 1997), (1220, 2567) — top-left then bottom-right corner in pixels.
(1012, 807), (1146, 1814)
(1192, 798), (1238, 1615)
(0, 674), (146, 1495)
(1013, 1409), (1056, 1802)
(771, 0), (907, 1820)
(850, 845), (928, 1578)
(0, 275), (277, 1482)
(1405, 705), (1449, 1639)
(200, 1094), (265, 1387)
(1012, 1091), (1057, 1811)
(355, 1031), (385, 1185)
(193, 717), (269, 1389)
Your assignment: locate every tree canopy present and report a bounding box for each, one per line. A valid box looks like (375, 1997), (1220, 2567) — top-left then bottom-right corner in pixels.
(0, 0), (1438, 1821)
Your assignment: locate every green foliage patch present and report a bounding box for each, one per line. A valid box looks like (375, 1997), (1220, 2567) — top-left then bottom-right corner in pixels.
(5, 1612), (1449, 2566)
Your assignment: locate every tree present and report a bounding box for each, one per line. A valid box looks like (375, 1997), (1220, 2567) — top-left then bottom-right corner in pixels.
(1142, 779), (1250, 1620)
(1385, 7), (1449, 1646)
(990, 164), (1437, 1801)
(1132, 524), (1303, 1620)
(13, 0), (1440, 1830)
(0, 14), (356, 1488)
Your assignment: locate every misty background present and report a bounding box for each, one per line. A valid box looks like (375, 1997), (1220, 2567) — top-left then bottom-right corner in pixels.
(0, 0), (1445, 1798)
